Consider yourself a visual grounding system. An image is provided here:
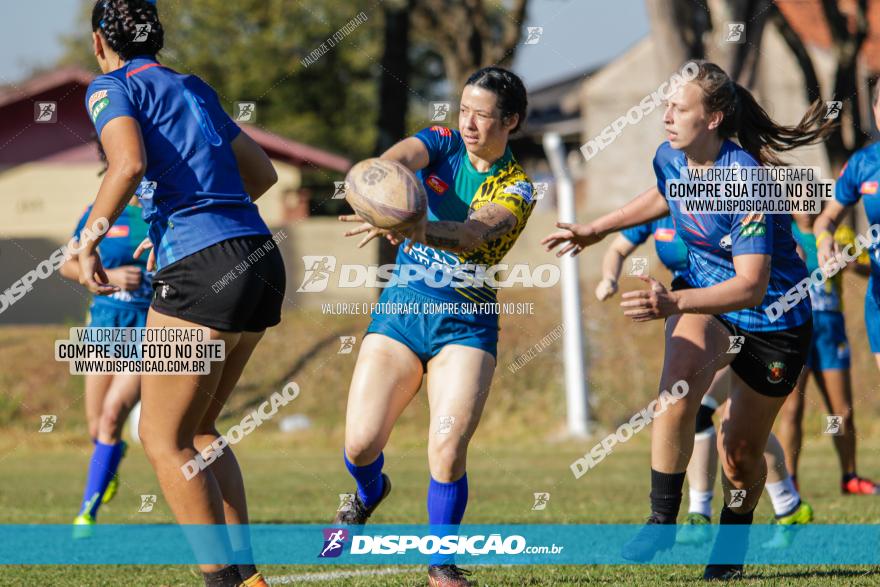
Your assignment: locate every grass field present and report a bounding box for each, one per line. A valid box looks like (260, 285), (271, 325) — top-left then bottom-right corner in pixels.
(5, 438), (880, 585)
(4, 279), (880, 585)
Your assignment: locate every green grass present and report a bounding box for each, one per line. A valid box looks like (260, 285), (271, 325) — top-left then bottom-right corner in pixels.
(5, 282), (880, 584)
(5, 436), (880, 585)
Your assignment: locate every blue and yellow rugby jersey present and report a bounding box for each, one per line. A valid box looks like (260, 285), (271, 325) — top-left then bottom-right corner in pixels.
(835, 143), (880, 301)
(621, 216), (689, 279)
(654, 140), (810, 331)
(85, 56), (270, 270)
(396, 126), (536, 304)
(73, 204), (152, 311)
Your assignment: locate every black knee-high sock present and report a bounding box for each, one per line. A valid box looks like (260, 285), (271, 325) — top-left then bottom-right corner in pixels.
(203, 565), (242, 587)
(650, 469), (686, 524)
(720, 505), (754, 526)
(709, 505), (754, 566)
(234, 546), (258, 581)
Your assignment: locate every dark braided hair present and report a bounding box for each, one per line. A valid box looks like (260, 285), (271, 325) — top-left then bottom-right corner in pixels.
(464, 67), (528, 133)
(691, 60), (836, 166)
(91, 0), (164, 61)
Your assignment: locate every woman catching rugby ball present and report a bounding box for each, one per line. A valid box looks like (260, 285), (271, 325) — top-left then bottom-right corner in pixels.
(543, 60), (833, 581)
(78, 1), (282, 585)
(335, 66), (534, 587)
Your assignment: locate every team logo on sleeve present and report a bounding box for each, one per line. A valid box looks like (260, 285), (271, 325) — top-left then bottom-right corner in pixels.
(503, 181), (534, 203)
(767, 361), (786, 384)
(429, 125), (452, 137)
(138, 180), (158, 201)
(88, 90), (110, 122)
(860, 181), (878, 195)
(107, 225), (130, 238)
(88, 90), (108, 111)
(654, 228), (675, 242)
(426, 174), (449, 194)
(740, 214), (766, 238)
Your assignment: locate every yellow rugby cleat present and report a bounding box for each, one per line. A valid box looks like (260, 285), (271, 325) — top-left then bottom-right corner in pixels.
(72, 513), (96, 539)
(762, 501), (813, 549)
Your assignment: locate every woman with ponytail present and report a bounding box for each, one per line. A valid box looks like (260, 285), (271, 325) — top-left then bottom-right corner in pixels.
(543, 60), (834, 581)
(78, 1), (283, 585)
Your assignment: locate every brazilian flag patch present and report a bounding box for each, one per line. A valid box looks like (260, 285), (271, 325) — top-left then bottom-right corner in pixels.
(741, 220), (766, 238)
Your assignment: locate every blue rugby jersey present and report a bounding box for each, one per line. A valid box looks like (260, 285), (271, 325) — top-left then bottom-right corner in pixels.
(835, 142), (880, 302)
(621, 216), (689, 279)
(73, 204), (152, 311)
(85, 56), (270, 270)
(653, 140), (810, 331)
(395, 126), (536, 304)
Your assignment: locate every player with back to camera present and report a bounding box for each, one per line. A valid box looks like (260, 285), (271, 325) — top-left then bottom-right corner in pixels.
(78, 1), (284, 585)
(597, 220), (813, 550)
(60, 141), (150, 534)
(334, 66), (535, 587)
(812, 83), (880, 494)
(543, 60), (834, 581)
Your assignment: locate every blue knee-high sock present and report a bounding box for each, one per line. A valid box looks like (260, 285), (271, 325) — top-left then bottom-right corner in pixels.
(344, 451), (385, 508)
(427, 474), (468, 565)
(79, 441), (125, 518)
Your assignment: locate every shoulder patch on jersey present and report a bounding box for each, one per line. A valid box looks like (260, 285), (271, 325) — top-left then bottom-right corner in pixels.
(429, 126), (452, 137)
(654, 228), (675, 242)
(741, 221), (766, 238)
(426, 174), (449, 194)
(88, 90), (108, 111)
(107, 225), (130, 238)
(90, 97), (111, 122)
(503, 181), (534, 203)
(860, 181), (878, 195)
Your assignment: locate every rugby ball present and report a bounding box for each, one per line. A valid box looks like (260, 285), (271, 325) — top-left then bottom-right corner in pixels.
(345, 158), (427, 230)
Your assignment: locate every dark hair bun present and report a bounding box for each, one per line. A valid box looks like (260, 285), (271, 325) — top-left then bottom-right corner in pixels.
(92, 0), (164, 60)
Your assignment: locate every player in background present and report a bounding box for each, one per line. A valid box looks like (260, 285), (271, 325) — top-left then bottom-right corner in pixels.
(780, 215), (877, 495)
(78, 2), (283, 585)
(544, 60), (833, 580)
(335, 67), (534, 587)
(60, 142), (150, 533)
(598, 220), (812, 548)
(812, 84), (880, 494)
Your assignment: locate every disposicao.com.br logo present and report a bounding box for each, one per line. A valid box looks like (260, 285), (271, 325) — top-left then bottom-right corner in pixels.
(318, 528), (563, 558)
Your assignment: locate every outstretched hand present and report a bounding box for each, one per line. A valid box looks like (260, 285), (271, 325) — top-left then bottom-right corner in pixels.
(619, 275), (680, 321)
(340, 214), (424, 253)
(541, 222), (602, 257)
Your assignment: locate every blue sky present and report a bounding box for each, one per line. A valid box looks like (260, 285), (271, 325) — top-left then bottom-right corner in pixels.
(0, 0), (649, 87)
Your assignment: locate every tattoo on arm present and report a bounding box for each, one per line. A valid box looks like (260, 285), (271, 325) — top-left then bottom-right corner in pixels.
(425, 221), (463, 249)
(482, 216), (516, 241)
(423, 205), (518, 251)
(469, 204), (518, 242)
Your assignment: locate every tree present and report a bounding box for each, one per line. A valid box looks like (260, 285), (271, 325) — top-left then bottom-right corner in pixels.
(60, 0), (381, 159)
(374, 0), (415, 266)
(412, 0), (530, 93)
